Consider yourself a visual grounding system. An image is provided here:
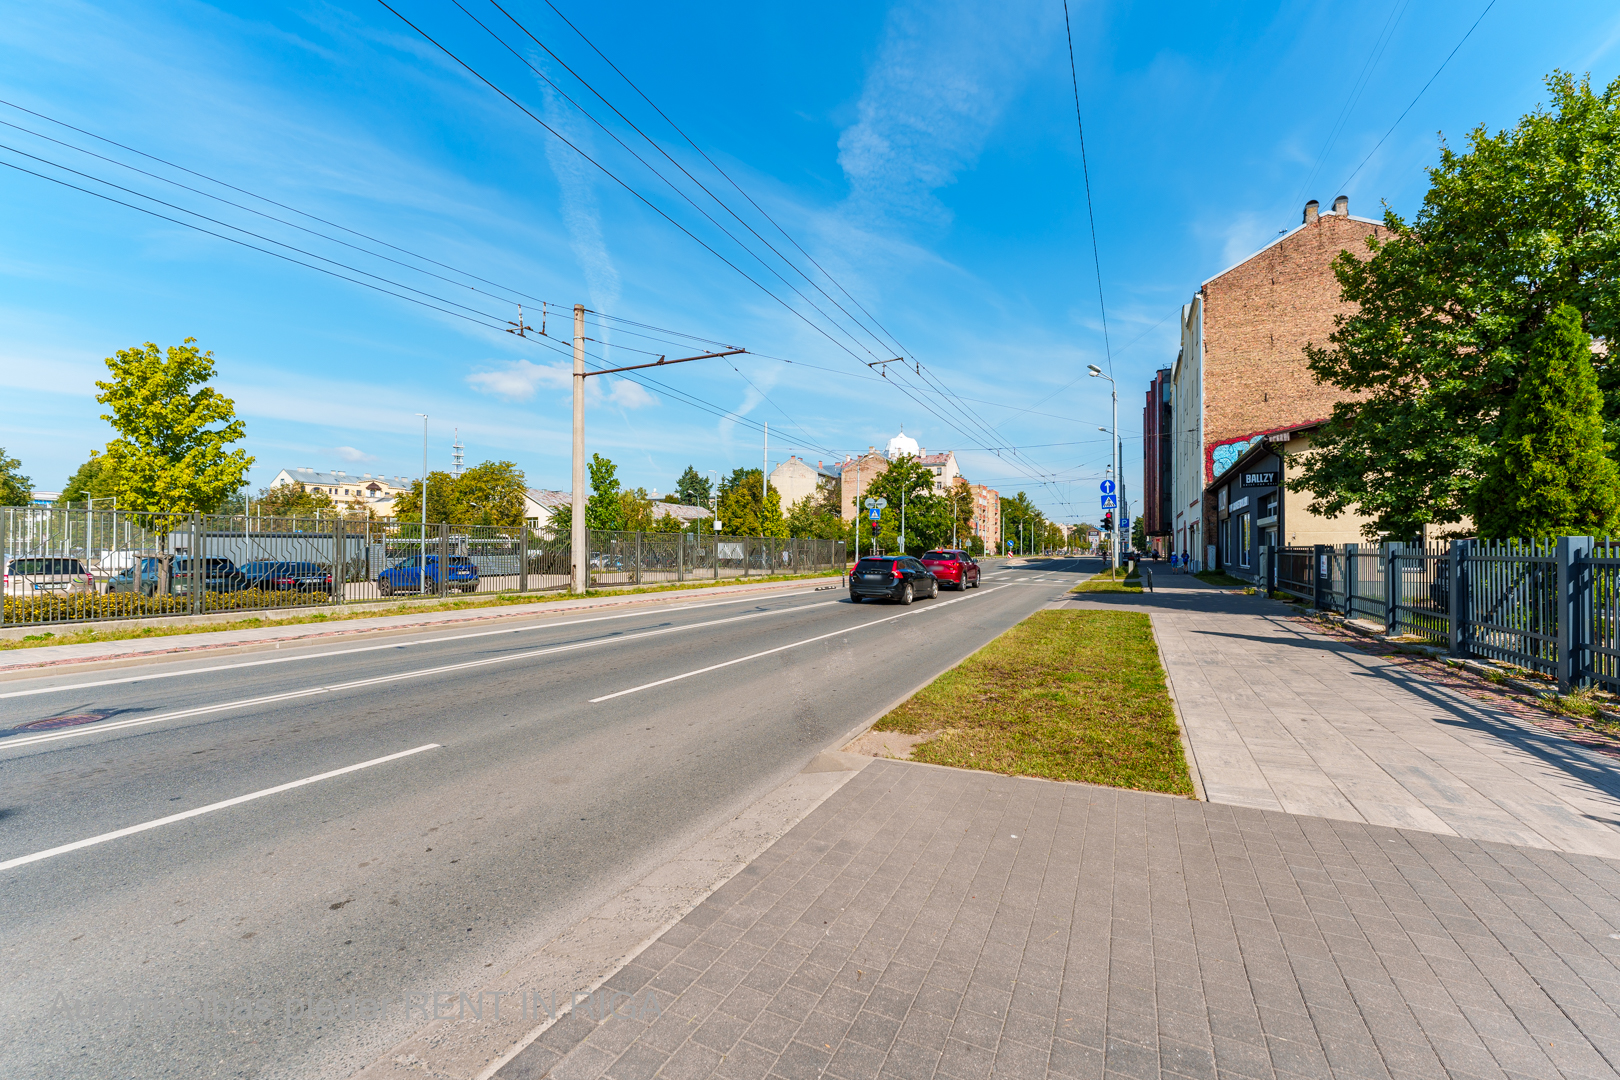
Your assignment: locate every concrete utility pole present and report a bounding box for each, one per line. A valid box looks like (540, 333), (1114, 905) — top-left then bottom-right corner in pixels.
(762, 422), (768, 507)
(566, 307), (745, 594)
(571, 305), (587, 594)
(417, 413), (429, 595)
(1088, 364), (1119, 572)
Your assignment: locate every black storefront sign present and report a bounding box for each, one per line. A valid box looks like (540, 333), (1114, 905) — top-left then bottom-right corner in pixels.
(1242, 471), (1277, 487)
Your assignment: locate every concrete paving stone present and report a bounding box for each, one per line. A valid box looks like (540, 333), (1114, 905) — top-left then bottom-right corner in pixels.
(1104, 1006), (1159, 1048)
(879, 1040), (944, 1080)
(1210, 1032), (1277, 1079)
(1159, 1036), (1221, 1080)
(739, 1010), (799, 1055)
(763, 984), (820, 1024)
(773, 1039), (834, 1079)
(825, 1038), (887, 1080)
(936, 1037), (997, 1080)
(1101, 1035), (1164, 1080)
(692, 1010), (751, 1054)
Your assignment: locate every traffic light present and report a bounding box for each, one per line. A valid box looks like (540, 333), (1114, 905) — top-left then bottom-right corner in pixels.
(1103, 512), (1113, 532)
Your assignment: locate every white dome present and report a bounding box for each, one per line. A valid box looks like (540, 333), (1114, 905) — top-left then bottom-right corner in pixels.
(885, 428), (920, 459)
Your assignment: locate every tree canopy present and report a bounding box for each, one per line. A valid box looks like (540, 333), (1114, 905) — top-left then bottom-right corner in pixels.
(1293, 71), (1620, 539)
(58, 450), (115, 507)
(1472, 304), (1620, 539)
(0, 447), (30, 506)
(716, 467), (786, 537)
(95, 338), (253, 514)
(674, 465), (712, 507)
(392, 460), (528, 526)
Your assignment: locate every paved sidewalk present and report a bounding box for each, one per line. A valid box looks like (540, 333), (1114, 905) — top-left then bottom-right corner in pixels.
(497, 759), (1620, 1080)
(1059, 576), (1620, 860)
(0, 574), (843, 674)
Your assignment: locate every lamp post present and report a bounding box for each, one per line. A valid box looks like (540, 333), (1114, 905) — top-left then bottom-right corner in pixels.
(417, 413), (428, 595)
(1088, 365), (1119, 573)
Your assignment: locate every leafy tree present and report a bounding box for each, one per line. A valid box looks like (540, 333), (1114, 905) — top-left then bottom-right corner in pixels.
(392, 471), (460, 525)
(675, 465), (712, 507)
(458, 460), (527, 526)
(618, 487), (659, 531)
(96, 338), (253, 513)
(785, 491), (846, 539)
(1132, 516), (1147, 551)
(0, 447), (30, 506)
(1294, 72), (1620, 539)
(587, 453), (623, 530)
(1473, 304), (1620, 538)
(255, 481), (338, 517)
(716, 467), (785, 537)
(58, 450), (115, 507)
(999, 492), (1043, 553)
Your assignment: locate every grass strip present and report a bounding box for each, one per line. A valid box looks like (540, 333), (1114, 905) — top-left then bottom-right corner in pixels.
(873, 609), (1192, 795)
(1071, 564), (1143, 593)
(0, 569), (844, 652)
(1194, 569), (1250, 588)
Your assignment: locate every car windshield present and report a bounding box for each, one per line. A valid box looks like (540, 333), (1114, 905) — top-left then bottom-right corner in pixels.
(9, 558), (87, 574)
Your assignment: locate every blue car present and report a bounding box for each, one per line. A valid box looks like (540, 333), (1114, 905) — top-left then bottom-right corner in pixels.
(377, 555), (479, 595)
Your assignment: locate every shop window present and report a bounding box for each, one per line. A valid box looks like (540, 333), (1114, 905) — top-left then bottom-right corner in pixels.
(1240, 515), (1252, 566)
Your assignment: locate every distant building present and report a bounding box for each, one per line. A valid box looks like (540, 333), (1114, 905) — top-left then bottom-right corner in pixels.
(1165, 196), (1386, 569)
(29, 491), (61, 506)
(838, 449), (888, 522)
(268, 468), (410, 510)
(523, 489), (571, 529)
(916, 451), (961, 495)
(651, 503), (711, 527)
(1142, 367), (1172, 554)
(968, 483), (1000, 552)
(769, 456), (839, 509)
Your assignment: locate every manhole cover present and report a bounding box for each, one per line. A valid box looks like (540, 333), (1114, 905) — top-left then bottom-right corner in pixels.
(13, 712), (112, 733)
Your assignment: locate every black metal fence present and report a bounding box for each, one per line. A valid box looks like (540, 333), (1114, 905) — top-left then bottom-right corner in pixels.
(1262, 537), (1619, 693)
(1, 508), (845, 630)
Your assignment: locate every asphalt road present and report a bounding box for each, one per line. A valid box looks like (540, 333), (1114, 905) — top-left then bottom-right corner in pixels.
(0, 557), (1096, 1079)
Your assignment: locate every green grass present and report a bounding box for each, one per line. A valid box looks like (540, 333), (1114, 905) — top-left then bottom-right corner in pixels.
(1071, 564), (1143, 593)
(872, 609), (1193, 795)
(1194, 570), (1250, 588)
(0, 568), (844, 652)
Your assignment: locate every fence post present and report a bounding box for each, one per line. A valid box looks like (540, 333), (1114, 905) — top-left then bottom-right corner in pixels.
(333, 518), (346, 605)
(1312, 544), (1328, 609)
(192, 512), (203, 616)
(677, 532), (685, 582)
(1345, 544), (1359, 619)
(438, 524), (450, 598)
(1556, 535), (1593, 692)
(1384, 544), (1400, 635)
(0, 509), (8, 627)
(518, 526), (530, 593)
(634, 531), (642, 585)
(1447, 539), (1469, 657)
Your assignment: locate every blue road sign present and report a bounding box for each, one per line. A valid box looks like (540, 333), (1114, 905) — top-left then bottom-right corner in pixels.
(868, 508), (881, 521)
(1099, 479), (1116, 495)
(1101, 494), (1118, 509)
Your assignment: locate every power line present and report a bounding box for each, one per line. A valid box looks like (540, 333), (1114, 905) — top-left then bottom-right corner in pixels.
(1061, 0), (1113, 378)
(1337, 0), (1497, 193)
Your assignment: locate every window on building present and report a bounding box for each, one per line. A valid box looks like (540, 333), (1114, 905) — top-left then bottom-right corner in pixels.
(1259, 493), (1277, 520)
(1240, 515), (1252, 565)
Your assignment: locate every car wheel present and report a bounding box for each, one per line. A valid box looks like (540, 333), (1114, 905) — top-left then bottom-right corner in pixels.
(898, 582), (914, 606)
(849, 593), (862, 603)
(379, 580), (394, 597)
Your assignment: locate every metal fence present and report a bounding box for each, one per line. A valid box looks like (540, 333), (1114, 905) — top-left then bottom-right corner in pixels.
(1, 507), (845, 630)
(1264, 536), (1620, 693)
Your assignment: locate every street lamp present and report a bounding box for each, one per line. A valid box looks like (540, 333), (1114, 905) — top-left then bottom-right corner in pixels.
(1088, 365), (1119, 573)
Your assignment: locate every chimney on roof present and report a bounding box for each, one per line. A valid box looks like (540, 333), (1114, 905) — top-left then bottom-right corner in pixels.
(1332, 194), (1348, 216)
(1303, 200), (1319, 225)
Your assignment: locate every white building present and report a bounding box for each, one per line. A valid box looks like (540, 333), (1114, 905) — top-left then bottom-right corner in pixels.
(769, 456), (839, 509)
(268, 468), (411, 511)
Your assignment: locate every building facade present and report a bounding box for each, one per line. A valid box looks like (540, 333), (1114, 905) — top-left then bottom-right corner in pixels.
(1141, 366), (1172, 553)
(838, 450), (889, 522)
(769, 456), (839, 509)
(1166, 197), (1385, 569)
(968, 483), (1000, 553)
(269, 468), (411, 511)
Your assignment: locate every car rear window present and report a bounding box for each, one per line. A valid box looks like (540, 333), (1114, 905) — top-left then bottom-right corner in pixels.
(9, 558), (87, 574)
(449, 556), (474, 566)
(854, 558), (895, 572)
(922, 551), (957, 561)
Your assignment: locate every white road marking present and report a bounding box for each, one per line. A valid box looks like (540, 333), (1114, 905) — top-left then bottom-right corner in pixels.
(0, 742), (441, 872)
(0, 602), (839, 751)
(0, 587), (833, 701)
(590, 585), (1012, 702)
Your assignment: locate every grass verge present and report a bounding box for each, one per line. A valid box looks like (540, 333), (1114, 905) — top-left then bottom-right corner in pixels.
(0, 569), (844, 652)
(872, 609), (1192, 795)
(1194, 569), (1250, 588)
(1071, 564), (1143, 593)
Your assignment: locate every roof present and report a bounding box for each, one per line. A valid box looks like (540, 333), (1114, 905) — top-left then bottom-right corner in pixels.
(917, 452), (955, 467)
(653, 503), (711, 522)
(277, 468), (411, 488)
(1205, 423), (1324, 493)
(524, 489), (573, 508)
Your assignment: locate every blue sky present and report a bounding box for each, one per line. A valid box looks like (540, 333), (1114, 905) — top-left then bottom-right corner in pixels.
(4, 0), (1619, 525)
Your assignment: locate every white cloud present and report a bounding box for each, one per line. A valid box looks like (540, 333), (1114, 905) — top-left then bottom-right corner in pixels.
(537, 75), (621, 314)
(465, 360), (655, 410)
(331, 445), (376, 462)
(836, 0), (1055, 227)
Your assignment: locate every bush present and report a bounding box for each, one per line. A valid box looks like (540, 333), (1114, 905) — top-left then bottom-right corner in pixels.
(3, 587), (334, 625)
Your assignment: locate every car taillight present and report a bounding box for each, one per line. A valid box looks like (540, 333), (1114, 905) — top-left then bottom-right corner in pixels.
(891, 567), (903, 578)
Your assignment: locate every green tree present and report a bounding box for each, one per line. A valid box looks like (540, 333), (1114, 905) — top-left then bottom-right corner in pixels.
(785, 491), (846, 539)
(58, 450), (116, 507)
(618, 487), (659, 531)
(587, 454), (623, 530)
(1294, 72), (1620, 539)
(863, 455), (944, 554)
(1472, 304), (1620, 539)
(458, 460), (527, 526)
(255, 481), (338, 517)
(675, 465), (712, 507)
(96, 338), (253, 513)
(1132, 516), (1147, 551)
(1000, 492), (1043, 553)
(715, 467), (786, 537)
(0, 447), (30, 506)
(392, 471), (459, 525)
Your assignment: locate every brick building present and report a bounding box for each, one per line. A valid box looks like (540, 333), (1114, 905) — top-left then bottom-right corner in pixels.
(1167, 196), (1386, 567)
(968, 483), (1000, 553)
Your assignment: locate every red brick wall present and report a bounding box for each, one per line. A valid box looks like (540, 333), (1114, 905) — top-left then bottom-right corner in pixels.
(1201, 211), (1383, 483)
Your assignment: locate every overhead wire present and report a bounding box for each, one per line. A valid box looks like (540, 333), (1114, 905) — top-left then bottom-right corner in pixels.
(1061, 0), (1113, 378)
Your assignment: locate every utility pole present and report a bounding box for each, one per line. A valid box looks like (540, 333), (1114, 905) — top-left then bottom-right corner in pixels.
(566, 304), (745, 594)
(571, 305), (587, 594)
(417, 413), (428, 595)
(1088, 365), (1119, 572)
(762, 422), (768, 507)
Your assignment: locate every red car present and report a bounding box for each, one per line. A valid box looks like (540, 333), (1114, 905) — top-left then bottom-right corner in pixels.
(920, 549), (980, 590)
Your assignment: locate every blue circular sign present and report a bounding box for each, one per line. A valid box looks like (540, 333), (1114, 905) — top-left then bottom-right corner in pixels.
(1099, 479), (1116, 495)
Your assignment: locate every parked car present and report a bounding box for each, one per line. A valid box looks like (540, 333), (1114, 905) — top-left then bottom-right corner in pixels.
(589, 552), (625, 571)
(104, 556), (247, 595)
(4, 557), (96, 596)
(849, 555), (938, 605)
(377, 554), (479, 595)
(920, 549), (980, 590)
(105, 556), (172, 596)
(242, 561), (335, 595)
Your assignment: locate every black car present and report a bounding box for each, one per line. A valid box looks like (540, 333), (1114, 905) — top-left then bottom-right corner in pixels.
(849, 555), (938, 604)
(170, 557), (250, 594)
(243, 561), (335, 595)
